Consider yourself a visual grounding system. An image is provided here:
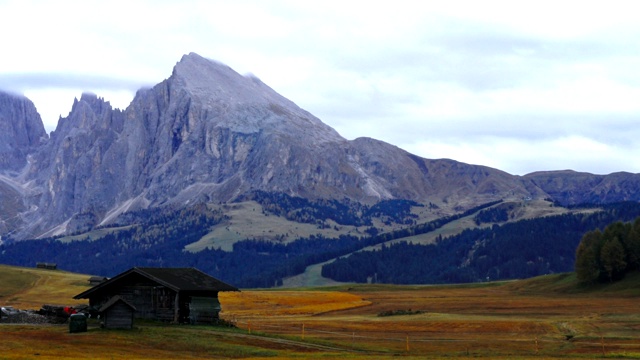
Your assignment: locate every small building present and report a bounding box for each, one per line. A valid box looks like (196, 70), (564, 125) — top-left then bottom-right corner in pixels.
(88, 276), (109, 286)
(36, 262), (57, 270)
(100, 295), (136, 329)
(73, 267), (239, 324)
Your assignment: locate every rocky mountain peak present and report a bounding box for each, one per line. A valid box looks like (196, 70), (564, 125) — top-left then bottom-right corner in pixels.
(172, 52), (255, 102)
(172, 52), (282, 105)
(58, 93), (118, 131)
(168, 52), (343, 144)
(0, 91), (47, 171)
(3, 53), (640, 241)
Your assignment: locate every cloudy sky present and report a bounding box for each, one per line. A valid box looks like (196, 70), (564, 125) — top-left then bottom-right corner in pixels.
(1, 0), (639, 175)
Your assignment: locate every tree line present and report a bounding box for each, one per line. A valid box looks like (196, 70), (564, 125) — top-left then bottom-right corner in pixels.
(575, 218), (640, 284)
(2, 196), (639, 288)
(245, 190), (421, 227)
(322, 202), (640, 284)
(0, 198), (502, 288)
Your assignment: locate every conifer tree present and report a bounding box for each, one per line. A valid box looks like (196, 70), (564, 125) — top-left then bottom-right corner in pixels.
(599, 237), (627, 282)
(575, 230), (602, 284)
(625, 219), (640, 270)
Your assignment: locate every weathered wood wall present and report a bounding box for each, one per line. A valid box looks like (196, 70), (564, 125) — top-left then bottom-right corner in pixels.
(120, 285), (155, 318)
(103, 302), (134, 329)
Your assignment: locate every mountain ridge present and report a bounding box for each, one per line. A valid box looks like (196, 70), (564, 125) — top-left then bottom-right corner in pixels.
(1, 52), (639, 240)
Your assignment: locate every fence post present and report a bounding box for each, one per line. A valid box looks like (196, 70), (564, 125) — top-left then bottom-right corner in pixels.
(248, 320), (251, 334)
(406, 335), (410, 352)
(302, 323), (305, 340)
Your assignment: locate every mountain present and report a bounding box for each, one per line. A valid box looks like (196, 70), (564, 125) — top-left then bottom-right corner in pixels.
(1, 52), (640, 241)
(0, 92), (48, 235)
(0, 92), (47, 171)
(524, 170), (640, 206)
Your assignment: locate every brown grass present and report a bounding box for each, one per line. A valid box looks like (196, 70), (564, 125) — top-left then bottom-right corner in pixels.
(2, 264), (640, 359)
(219, 281), (640, 358)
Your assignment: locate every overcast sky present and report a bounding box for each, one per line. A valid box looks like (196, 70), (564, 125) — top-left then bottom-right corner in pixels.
(1, 0), (639, 175)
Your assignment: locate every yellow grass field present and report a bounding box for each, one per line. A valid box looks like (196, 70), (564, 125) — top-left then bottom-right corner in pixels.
(1, 265), (639, 359)
(0, 265), (90, 309)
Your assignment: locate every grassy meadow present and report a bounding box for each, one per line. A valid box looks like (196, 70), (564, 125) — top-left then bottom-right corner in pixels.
(1, 264), (639, 359)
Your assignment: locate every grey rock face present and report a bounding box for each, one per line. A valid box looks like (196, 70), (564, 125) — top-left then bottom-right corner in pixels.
(0, 91), (48, 237)
(14, 54), (354, 238)
(19, 93), (126, 238)
(0, 91), (47, 171)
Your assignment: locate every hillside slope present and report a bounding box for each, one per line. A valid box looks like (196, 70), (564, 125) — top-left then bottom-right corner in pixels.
(0, 265), (90, 309)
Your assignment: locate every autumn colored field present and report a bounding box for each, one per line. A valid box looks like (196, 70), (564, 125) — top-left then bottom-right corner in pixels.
(1, 264), (639, 359)
(220, 275), (640, 358)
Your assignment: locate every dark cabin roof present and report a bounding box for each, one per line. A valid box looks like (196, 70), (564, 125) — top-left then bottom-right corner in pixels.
(74, 267), (239, 299)
(99, 295), (136, 312)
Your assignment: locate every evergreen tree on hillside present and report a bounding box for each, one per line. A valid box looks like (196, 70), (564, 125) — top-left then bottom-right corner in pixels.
(600, 237), (627, 282)
(624, 219), (640, 270)
(575, 218), (640, 284)
(575, 230), (602, 284)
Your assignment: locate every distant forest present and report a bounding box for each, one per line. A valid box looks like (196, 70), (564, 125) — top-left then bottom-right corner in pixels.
(321, 202), (640, 284)
(245, 190), (422, 227)
(1, 196), (640, 288)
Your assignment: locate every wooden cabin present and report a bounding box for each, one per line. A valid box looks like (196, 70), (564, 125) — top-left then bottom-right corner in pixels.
(36, 262), (57, 270)
(88, 276), (109, 286)
(73, 267), (239, 324)
(99, 295), (136, 329)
